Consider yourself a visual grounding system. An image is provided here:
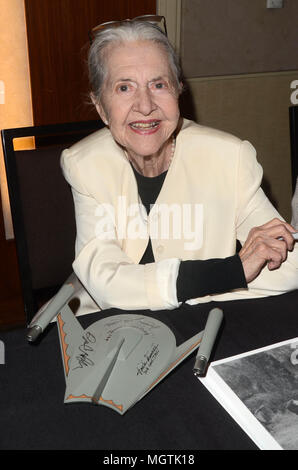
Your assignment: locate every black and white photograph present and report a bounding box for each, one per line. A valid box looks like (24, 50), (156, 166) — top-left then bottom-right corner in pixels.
(201, 338), (298, 450)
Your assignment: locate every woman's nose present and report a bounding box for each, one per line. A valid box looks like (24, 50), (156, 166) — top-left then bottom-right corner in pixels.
(133, 87), (156, 115)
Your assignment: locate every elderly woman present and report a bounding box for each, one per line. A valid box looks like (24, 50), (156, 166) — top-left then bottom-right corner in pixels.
(61, 17), (298, 315)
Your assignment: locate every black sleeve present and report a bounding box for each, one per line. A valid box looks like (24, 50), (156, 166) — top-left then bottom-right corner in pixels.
(176, 254), (247, 302)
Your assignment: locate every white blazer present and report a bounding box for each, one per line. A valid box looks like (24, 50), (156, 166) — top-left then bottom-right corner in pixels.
(61, 119), (298, 314)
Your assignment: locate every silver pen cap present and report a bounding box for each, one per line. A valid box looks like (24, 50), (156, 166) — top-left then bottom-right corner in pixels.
(193, 355), (208, 376)
(27, 325), (43, 342)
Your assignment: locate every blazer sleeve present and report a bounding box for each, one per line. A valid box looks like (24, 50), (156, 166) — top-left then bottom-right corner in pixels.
(236, 140), (298, 295)
(61, 149), (180, 311)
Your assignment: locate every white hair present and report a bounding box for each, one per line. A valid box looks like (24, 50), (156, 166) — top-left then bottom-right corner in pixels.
(88, 21), (182, 102)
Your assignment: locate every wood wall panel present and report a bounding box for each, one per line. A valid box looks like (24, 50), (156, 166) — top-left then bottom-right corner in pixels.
(24, 0), (156, 125)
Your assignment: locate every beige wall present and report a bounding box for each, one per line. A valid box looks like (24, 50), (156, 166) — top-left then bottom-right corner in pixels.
(179, 0), (298, 222)
(0, 0), (33, 239)
(181, 72), (297, 221)
(181, 0), (298, 78)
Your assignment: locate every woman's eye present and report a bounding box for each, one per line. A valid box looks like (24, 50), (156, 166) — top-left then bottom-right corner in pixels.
(151, 81), (169, 92)
(119, 84), (129, 92)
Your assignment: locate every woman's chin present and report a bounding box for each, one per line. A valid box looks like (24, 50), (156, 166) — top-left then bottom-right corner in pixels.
(127, 145), (163, 159)
(125, 134), (171, 159)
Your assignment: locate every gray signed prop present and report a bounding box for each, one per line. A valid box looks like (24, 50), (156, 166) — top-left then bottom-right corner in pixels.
(56, 304), (204, 415)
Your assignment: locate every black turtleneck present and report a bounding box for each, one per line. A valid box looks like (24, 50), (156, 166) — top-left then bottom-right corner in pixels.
(131, 165), (247, 302)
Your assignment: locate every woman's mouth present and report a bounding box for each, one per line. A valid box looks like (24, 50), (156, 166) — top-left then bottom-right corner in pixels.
(129, 120), (161, 134)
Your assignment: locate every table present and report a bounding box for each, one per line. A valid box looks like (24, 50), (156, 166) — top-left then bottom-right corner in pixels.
(1, 290), (298, 450)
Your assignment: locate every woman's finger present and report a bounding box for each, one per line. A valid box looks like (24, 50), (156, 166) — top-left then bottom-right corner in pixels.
(246, 220), (295, 251)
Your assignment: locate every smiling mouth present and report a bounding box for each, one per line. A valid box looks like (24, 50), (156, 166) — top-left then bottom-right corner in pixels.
(129, 120), (161, 131)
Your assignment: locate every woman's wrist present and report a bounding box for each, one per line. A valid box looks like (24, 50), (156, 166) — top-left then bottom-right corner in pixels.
(177, 254), (247, 302)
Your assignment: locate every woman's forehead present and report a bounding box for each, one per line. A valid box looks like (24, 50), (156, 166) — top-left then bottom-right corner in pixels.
(104, 40), (171, 79)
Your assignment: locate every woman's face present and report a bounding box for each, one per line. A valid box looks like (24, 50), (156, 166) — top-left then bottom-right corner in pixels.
(94, 40), (180, 160)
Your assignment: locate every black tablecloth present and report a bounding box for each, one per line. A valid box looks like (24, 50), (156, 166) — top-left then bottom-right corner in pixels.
(1, 290), (298, 451)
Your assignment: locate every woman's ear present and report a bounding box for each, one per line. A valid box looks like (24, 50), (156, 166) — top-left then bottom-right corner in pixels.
(90, 92), (108, 125)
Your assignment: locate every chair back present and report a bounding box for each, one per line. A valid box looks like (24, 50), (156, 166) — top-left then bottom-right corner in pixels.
(1, 120), (103, 323)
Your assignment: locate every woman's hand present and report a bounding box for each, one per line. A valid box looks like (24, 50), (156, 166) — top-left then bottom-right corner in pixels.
(239, 218), (296, 283)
